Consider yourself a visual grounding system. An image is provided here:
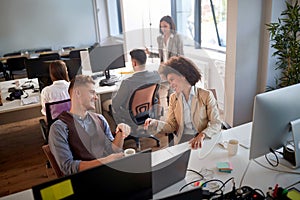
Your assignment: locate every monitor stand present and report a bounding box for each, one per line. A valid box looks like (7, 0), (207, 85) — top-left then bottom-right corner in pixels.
(269, 118), (300, 169)
(99, 69), (118, 86)
(288, 118), (300, 168)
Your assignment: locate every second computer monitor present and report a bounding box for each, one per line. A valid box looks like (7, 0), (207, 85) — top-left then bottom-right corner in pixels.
(89, 43), (126, 79)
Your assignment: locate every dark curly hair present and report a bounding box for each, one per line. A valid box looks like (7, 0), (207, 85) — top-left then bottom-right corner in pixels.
(162, 56), (201, 86)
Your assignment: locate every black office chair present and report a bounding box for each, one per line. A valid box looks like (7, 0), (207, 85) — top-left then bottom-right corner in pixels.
(38, 53), (60, 61)
(69, 49), (87, 59)
(124, 83), (162, 150)
(40, 99), (71, 144)
(6, 57), (27, 79)
(62, 46), (75, 51)
(3, 52), (21, 57)
(34, 48), (52, 53)
(0, 61), (9, 80)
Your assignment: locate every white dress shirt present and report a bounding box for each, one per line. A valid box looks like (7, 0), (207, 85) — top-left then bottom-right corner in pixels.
(40, 80), (70, 116)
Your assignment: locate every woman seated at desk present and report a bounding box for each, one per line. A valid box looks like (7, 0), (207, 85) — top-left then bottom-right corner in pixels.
(40, 60), (70, 116)
(144, 56), (222, 149)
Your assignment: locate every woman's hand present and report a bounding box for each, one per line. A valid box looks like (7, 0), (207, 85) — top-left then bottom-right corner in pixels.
(144, 47), (150, 55)
(189, 133), (205, 149)
(144, 118), (158, 130)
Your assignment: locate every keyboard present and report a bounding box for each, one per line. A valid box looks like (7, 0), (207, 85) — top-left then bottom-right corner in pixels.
(91, 72), (104, 80)
(99, 77), (118, 86)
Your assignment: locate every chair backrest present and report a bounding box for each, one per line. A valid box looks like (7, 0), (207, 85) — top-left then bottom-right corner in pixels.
(129, 83), (159, 125)
(34, 48), (52, 53)
(69, 48), (87, 59)
(38, 53), (60, 61)
(42, 144), (64, 178)
(3, 52), (21, 57)
(6, 56), (27, 71)
(45, 99), (71, 127)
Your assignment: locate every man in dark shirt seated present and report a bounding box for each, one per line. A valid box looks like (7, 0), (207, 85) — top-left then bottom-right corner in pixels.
(110, 49), (161, 126)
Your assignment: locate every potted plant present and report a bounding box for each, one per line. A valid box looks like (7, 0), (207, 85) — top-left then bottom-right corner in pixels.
(266, 0), (300, 90)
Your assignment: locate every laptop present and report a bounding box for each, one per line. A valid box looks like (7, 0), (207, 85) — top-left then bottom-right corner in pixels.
(32, 148), (152, 200)
(152, 148), (191, 194)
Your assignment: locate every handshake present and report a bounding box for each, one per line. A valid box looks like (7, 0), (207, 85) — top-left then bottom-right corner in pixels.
(116, 123), (131, 139)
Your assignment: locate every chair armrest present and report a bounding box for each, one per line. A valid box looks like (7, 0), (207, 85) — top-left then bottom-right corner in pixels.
(39, 119), (49, 143)
(221, 121), (232, 130)
(165, 132), (175, 147)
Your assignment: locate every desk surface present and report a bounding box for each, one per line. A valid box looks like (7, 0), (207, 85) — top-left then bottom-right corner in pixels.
(1, 122), (299, 199)
(0, 78), (40, 113)
(0, 78), (42, 125)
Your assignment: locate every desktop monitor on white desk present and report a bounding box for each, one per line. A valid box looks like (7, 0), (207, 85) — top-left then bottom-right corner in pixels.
(250, 83), (300, 169)
(89, 43), (126, 86)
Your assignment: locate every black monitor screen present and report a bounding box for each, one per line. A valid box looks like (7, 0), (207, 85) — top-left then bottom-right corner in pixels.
(25, 59), (50, 79)
(63, 58), (82, 81)
(89, 43), (126, 74)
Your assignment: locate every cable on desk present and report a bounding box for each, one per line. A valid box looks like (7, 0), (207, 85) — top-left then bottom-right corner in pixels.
(265, 148), (279, 167)
(285, 180), (300, 190)
(239, 159), (252, 188)
(210, 177), (234, 197)
(178, 179), (204, 192)
(187, 169), (204, 180)
(253, 159), (300, 175)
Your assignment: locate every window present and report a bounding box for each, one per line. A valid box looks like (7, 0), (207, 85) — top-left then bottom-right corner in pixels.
(174, 0), (227, 51)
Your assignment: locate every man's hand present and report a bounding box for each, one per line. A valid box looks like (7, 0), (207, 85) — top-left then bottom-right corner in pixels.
(116, 123), (131, 138)
(98, 152), (124, 165)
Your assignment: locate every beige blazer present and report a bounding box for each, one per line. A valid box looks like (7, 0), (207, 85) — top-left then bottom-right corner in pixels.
(157, 33), (184, 62)
(157, 87), (222, 145)
(149, 33), (184, 62)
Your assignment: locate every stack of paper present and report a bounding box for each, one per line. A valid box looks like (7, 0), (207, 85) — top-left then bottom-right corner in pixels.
(216, 162), (233, 173)
(21, 96), (39, 105)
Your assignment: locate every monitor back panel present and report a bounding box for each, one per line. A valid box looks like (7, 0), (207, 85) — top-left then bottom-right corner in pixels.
(32, 149), (152, 200)
(152, 149), (191, 194)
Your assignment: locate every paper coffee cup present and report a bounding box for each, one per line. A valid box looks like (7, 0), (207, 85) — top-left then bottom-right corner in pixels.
(228, 139), (239, 156)
(124, 148), (136, 156)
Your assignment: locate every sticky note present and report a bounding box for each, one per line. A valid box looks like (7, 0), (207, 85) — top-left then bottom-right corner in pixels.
(40, 179), (74, 200)
(216, 162), (233, 170)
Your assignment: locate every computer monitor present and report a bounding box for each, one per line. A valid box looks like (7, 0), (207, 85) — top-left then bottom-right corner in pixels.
(89, 43), (126, 79)
(25, 59), (53, 92)
(249, 83), (300, 169)
(32, 148), (153, 200)
(63, 58), (82, 81)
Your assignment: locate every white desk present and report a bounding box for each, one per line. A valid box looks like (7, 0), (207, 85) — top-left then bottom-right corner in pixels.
(153, 122), (300, 199)
(2, 122), (299, 199)
(0, 78), (42, 125)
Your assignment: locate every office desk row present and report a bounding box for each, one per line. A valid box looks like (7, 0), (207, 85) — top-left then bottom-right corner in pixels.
(1, 122), (299, 199)
(0, 78), (42, 125)
(0, 74), (124, 125)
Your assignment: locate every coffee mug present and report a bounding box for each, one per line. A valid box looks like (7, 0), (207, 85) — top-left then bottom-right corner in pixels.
(124, 148), (136, 157)
(228, 139), (239, 156)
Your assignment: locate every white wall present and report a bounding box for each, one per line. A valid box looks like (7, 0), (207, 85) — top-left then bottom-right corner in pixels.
(0, 0), (97, 55)
(225, 0), (287, 127)
(225, 0), (264, 127)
